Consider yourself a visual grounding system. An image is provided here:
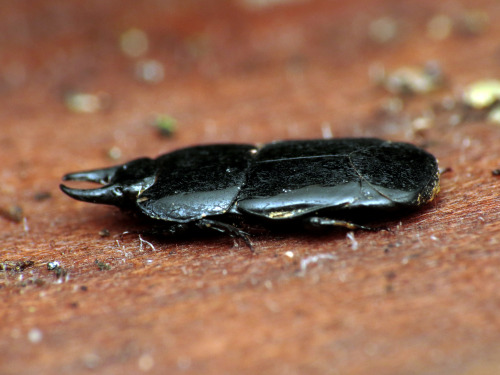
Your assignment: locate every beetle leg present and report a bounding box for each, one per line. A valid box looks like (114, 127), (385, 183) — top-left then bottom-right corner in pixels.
(304, 217), (381, 231)
(195, 219), (253, 251)
(167, 223), (190, 235)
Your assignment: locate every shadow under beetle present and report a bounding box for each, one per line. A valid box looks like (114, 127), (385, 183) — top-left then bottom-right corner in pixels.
(60, 138), (440, 249)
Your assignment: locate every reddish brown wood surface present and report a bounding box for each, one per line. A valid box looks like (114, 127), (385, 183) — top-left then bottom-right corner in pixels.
(2, 1), (500, 374)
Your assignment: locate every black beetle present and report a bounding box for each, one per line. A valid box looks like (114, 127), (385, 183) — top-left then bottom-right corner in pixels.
(60, 138), (440, 248)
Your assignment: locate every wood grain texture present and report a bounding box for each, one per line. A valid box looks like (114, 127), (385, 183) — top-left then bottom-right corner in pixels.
(1, 0), (500, 374)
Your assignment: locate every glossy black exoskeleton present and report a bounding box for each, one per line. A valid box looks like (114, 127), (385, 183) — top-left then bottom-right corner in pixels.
(60, 138), (440, 248)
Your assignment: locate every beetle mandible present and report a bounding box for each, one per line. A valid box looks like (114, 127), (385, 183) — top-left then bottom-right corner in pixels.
(60, 138), (440, 248)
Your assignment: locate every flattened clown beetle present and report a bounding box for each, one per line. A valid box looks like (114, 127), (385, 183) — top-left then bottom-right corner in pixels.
(60, 138), (440, 248)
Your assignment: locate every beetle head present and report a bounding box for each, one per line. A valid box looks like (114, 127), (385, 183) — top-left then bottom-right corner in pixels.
(60, 158), (156, 207)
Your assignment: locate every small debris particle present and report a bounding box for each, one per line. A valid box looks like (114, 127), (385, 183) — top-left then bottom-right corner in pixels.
(33, 191), (52, 201)
(369, 17), (399, 44)
(139, 235), (156, 252)
(28, 328), (43, 343)
(321, 122), (333, 139)
(346, 232), (358, 251)
(107, 146), (122, 160)
(380, 97), (404, 114)
(284, 251), (294, 258)
(23, 217), (29, 232)
(151, 114), (177, 137)
(80, 285), (89, 292)
(300, 253), (337, 273)
(95, 259), (111, 271)
(459, 10), (489, 35)
(381, 62), (443, 95)
(492, 169), (500, 176)
(120, 28), (149, 58)
(411, 113), (434, 134)
(487, 105), (500, 124)
(427, 14), (453, 40)
(82, 352), (101, 369)
(64, 92), (104, 114)
(47, 261), (68, 279)
(47, 261), (60, 270)
(462, 79), (500, 109)
(0, 204), (24, 223)
(0, 260), (34, 272)
(138, 353), (155, 372)
(98, 229), (110, 237)
(135, 59), (165, 84)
